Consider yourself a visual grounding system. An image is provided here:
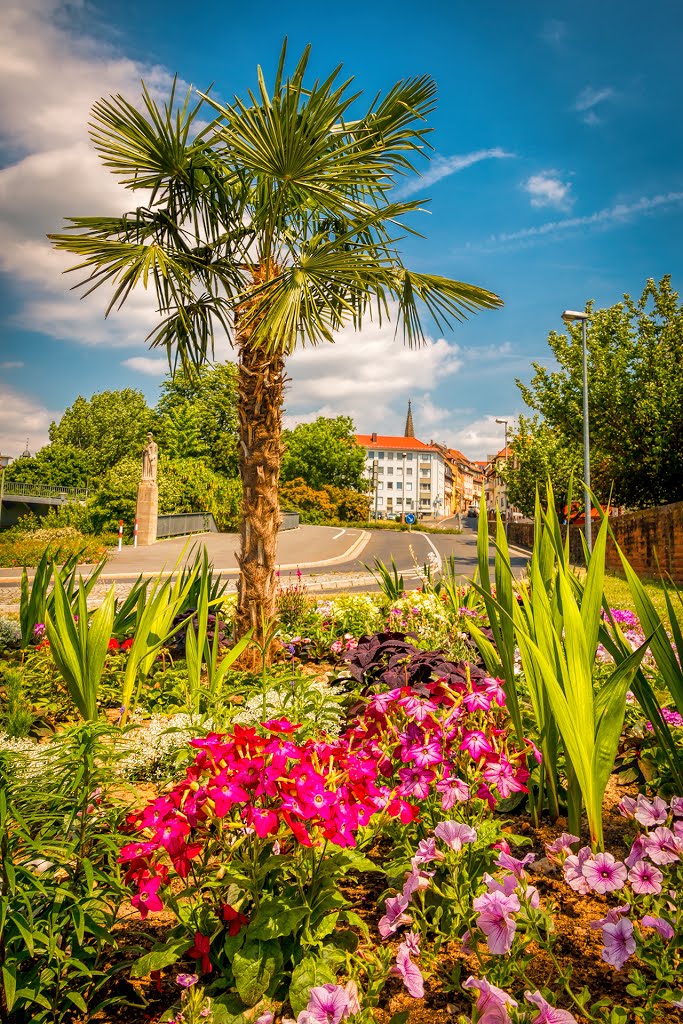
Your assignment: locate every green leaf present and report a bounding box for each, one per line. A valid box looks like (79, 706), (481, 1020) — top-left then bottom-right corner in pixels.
(232, 940), (282, 1007)
(288, 956), (336, 1017)
(130, 940), (191, 978)
(66, 991), (88, 1013)
(1, 966), (17, 1011)
(247, 902), (307, 941)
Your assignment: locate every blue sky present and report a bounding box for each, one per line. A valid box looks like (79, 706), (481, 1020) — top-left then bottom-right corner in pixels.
(1, 0), (682, 460)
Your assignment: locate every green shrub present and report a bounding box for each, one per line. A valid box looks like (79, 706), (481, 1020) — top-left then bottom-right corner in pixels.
(0, 527), (108, 567)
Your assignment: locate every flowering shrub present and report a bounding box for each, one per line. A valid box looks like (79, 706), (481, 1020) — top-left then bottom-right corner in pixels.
(232, 674), (347, 739)
(383, 591), (470, 657)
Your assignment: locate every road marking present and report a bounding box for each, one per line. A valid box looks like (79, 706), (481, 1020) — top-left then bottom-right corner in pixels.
(417, 531), (443, 572)
(333, 529), (346, 540)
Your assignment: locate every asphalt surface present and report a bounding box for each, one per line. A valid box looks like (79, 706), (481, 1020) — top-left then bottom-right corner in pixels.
(0, 519), (529, 598)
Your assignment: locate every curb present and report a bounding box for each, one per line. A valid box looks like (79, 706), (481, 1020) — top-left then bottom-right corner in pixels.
(0, 529), (373, 586)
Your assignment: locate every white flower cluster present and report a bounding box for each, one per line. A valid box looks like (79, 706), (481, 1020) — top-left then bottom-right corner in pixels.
(115, 713), (214, 781)
(0, 616), (21, 649)
(233, 678), (344, 737)
(0, 732), (61, 782)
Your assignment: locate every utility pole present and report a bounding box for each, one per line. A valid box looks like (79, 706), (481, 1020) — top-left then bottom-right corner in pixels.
(373, 459), (379, 519)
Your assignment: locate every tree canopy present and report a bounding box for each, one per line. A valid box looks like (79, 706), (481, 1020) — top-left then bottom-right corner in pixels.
(510, 276), (683, 511)
(281, 416), (366, 492)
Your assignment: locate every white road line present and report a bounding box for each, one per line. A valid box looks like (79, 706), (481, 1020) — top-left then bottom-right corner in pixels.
(332, 529), (346, 540)
(418, 531), (443, 572)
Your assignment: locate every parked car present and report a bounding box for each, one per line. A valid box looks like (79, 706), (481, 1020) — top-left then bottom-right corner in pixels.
(467, 507), (479, 518)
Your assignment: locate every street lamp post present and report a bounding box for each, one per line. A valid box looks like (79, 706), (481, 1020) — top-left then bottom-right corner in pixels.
(495, 417), (509, 535)
(401, 452), (407, 522)
(562, 309), (592, 553)
(0, 455), (11, 531)
(373, 459), (379, 520)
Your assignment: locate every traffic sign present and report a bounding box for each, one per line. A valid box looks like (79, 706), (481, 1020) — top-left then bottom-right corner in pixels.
(405, 513), (416, 525)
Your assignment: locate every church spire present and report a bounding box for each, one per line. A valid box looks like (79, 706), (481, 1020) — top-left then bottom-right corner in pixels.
(404, 399), (415, 438)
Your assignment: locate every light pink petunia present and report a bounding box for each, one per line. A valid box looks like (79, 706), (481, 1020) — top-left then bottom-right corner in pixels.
(581, 852), (628, 894)
(434, 820), (477, 852)
(525, 990), (579, 1023)
(463, 977), (517, 1023)
(392, 943), (424, 999)
(378, 894), (412, 938)
(545, 833), (580, 862)
(645, 826), (681, 865)
(628, 860), (663, 895)
(563, 846), (592, 894)
(306, 985), (350, 1024)
(472, 890), (520, 955)
(641, 915), (674, 940)
(599, 917), (636, 970)
(634, 794), (669, 828)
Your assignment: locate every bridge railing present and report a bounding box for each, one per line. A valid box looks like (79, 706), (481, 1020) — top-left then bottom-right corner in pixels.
(2, 481), (89, 501)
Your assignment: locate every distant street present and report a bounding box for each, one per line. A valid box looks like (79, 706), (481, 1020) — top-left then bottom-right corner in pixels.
(0, 519), (530, 606)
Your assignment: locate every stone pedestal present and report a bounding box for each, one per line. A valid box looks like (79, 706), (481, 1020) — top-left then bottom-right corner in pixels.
(136, 480), (158, 546)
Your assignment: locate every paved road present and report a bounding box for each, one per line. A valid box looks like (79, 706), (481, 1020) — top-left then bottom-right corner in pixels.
(0, 518), (528, 589)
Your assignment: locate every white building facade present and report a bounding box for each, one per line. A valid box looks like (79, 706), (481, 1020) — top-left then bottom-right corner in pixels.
(355, 434), (447, 518)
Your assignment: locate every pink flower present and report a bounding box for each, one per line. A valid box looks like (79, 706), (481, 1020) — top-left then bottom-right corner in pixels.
(525, 990), (578, 1023)
(463, 977), (517, 1023)
(307, 984), (350, 1024)
(545, 833), (580, 863)
(670, 796), (683, 817)
(459, 730), (493, 759)
(131, 874), (164, 919)
(581, 852), (628, 894)
(436, 776), (470, 810)
(378, 894), (412, 938)
(641, 915), (674, 940)
(625, 834), (648, 868)
(595, 916), (636, 970)
(402, 865), (434, 899)
(397, 765), (435, 800)
(645, 826), (681, 865)
(176, 973), (198, 988)
(412, 838), (445, 866)
(628, 860), (663, 895)
(495, 849), (536, 877)
(402, 930), (421, 957)
(434, 820), (477, 852)
(634, 794), (669, 828)
(563, 846), (592, 894)
(472, 890), (520, 955)
(392, 941), (424, 999)
(617, 795), (637, 819)
(188, 931), (212, 974)
(343, 980), (361, 1016)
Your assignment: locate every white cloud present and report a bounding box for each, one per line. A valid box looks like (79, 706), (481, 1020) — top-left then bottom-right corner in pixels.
(395, 148), (514, 199)
(121, 356), (169, 376)
(573, 86), (615, 125)
(0, 362), (24, 370)
(442, 415), (517, 461)
(0, 383), (59, 457)
(474, 191), (683, 250)
(522, 171), (573, 210)
(0, 1), (176, 350)
(284, 311), (463, 434)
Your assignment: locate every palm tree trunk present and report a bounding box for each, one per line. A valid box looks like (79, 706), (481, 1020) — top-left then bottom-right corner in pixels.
(235, 325), (285, 663)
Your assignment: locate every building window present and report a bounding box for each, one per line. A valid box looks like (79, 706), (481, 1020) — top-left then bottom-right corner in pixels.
(406, 467), (413, 476)
(406, 483), (412, 492)
(387, 467), (393, 475)
(377, 452), (384, 459)
(396, 482), (402, 490)
(387, 482), (393, 489)
(406, 453), (413, 460)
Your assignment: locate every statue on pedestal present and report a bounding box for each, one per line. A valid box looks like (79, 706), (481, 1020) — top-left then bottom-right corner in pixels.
(141, 432), (158, 482)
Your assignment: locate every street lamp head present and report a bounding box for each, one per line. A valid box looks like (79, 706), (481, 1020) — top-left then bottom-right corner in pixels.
(562, 310), (589, 323)
(0, 455), (11, 470)
(495, 418), (508, 425)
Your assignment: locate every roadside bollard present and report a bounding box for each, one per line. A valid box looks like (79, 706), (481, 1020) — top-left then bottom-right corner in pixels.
(134, 517), (138, 548)
(118, 519), (123, 552)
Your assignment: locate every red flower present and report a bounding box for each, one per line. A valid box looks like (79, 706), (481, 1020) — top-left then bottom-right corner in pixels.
(221, 904), (249, 935)
(121, 637), (134, 650)
(108, 638), (120, 651)
(188, 931), (212, 974)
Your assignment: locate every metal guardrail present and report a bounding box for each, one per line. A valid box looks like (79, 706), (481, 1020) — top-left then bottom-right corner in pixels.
(2, 481), (89, 501)
(157, 512), (219, 538)
(280, 511), (300, 531)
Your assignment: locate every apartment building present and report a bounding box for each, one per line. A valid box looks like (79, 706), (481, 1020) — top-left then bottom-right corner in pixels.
(355, 433), (447, 518)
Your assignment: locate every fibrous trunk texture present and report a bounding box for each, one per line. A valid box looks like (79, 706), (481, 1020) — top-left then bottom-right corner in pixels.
(235, 312), (285, 666)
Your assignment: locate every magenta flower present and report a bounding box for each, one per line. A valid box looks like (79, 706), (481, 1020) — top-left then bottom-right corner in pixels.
(671, 796), (683, 817)
(434, 820), (477, 852)
(397, 765), (435, 800)
(525, 990), (578, 1023)
(595, 916), (636, 970)
(306, 984), (350, 1024)
(634, 794), (669, 828)
(459, 729), (493, 759)
(591, 904), (630, 929)
(645, 826), (681, 865)
(563, 846), (592, 894)
(436, 775), (470, 809)
(256, 1014), (274, 1024)
(131, 874), (164, 919)
(463, 977), (517, 1023)
(472, 890), (520, 954)
(625, 834), (648, 868)
(582, 852), (628, 894)
(392, 942), (424, 999)
(402, 930), (421, 956)
(628, 860), (663, 895)
(641, 915), (674, 940)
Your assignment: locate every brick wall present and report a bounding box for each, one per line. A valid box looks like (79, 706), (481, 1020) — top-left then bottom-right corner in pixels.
(507, 501), (683, 583)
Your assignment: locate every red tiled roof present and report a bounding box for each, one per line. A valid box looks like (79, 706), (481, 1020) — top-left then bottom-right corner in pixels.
(355, 434), (437, 452)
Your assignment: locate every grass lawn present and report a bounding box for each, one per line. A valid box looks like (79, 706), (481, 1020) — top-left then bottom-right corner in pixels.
(601, 570), (671, 618)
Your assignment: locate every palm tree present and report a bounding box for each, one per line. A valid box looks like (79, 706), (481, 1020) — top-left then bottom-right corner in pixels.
(49, 43), (502, 656)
